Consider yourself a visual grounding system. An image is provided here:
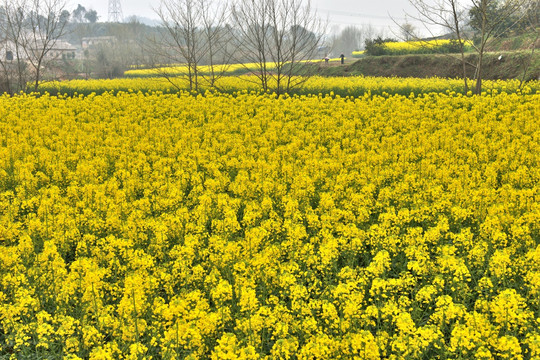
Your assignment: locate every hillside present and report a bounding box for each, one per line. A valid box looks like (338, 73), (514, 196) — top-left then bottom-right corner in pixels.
(314, 52), (539, 81)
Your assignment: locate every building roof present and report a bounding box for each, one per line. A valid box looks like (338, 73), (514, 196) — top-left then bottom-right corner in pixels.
(51, 40), (77, 51)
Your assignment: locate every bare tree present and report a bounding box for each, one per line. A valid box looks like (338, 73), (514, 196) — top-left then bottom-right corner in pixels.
(469, 0), (527, 93)
(154, 0), (232, 92)
(404, 0), (472, 93)
(0, 0), (69, 93)
(405, 0), (528, 94)
(232, 0), (326, 95)
(230, 0), (272, 91)
(24, 0), (69, 91)
(198, 1), (234, 87)
(156, 0), (200, 91)
(400, 21), (417, 41)
(0, 0), (31, 93)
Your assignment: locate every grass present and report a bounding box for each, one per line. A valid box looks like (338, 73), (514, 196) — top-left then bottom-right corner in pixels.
(312, 51), (539, 81)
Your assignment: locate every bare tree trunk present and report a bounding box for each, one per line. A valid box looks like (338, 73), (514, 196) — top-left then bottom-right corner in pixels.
(450, 0), (469, 93)
(473, 0), (488, 94)
(35, 59), (42, 92)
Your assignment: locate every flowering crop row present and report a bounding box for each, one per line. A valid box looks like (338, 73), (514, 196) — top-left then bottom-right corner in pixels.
(0, 90), (539, 359)
(38, 75), (539, 98)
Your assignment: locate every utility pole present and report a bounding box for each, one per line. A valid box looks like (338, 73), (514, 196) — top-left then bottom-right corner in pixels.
(108, 0), (123, 22)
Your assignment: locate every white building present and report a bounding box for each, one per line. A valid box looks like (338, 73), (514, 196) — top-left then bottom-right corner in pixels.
(1, 39), (77, 61)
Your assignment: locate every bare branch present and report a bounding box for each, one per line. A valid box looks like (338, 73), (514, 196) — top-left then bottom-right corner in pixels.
(231, 0), (326, 94)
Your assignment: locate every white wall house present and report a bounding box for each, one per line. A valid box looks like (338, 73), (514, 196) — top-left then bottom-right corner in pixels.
(1, 38), (77, 62)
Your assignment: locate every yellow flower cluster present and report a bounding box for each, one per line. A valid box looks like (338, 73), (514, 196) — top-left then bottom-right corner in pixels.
(384, 39), (473, 51)
(0, 88), (539, 359)
(353, 39), (473, 57)
(38, 75), (539, 98)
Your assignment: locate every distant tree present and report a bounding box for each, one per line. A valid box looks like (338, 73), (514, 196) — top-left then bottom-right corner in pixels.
(400, 21), (417, 41)
(71, 4), (97, 24)
(331, 25), (387, 57)
(469, 0), (527, 36)
(92, 43), (125, 78)
(518, 0), (539, 33)
(60, 9), (71, 23)
(72, 4), (87, 23)
(84, 9), (98, 23)
(332, 26), (363, 56)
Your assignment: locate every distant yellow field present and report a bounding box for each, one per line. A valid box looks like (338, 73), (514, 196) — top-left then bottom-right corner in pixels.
(353, 39), (474, 56)
(125, 62), (263, 77)
(385, 39), (473, 50)
(125, 59), (343, 78)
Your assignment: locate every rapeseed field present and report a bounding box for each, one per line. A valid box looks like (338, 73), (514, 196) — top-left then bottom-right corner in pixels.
(0, 88), (539, 359)
(38, 75), (539, 97)
(353, 39), (474, 57)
